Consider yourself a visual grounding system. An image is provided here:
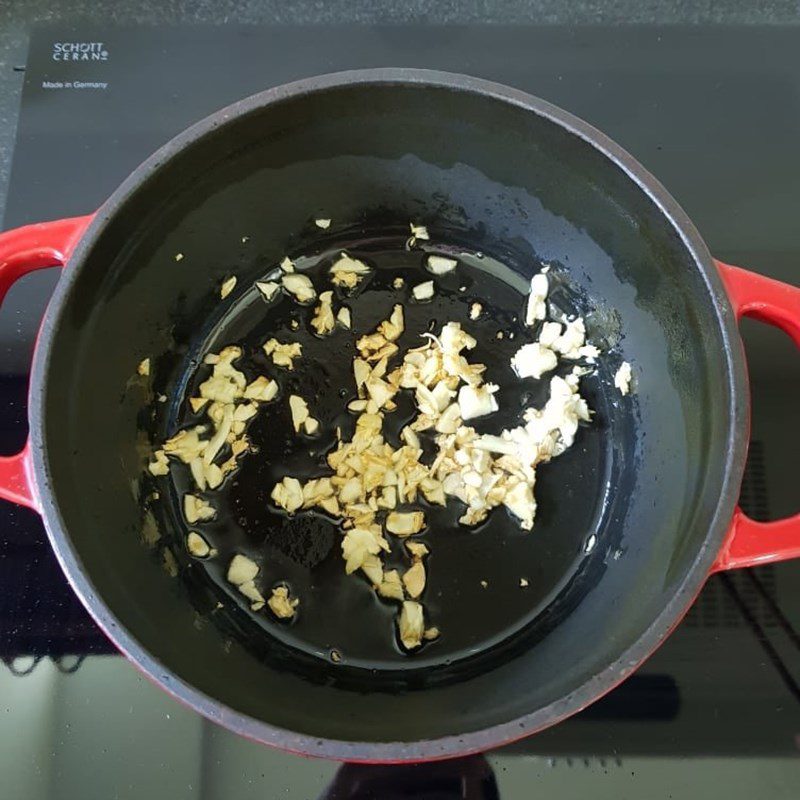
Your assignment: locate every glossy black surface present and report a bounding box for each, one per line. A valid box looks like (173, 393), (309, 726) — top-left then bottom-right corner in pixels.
(0, 23), (798, 799)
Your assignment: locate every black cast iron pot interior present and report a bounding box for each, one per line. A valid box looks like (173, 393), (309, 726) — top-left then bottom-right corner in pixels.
(34, 72), (740, 759)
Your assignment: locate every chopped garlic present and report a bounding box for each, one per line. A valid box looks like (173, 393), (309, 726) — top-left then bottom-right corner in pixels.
(412, 280), (435, 301)
(148, 449), (169, 476)
(311, 291), (336, 335)
(615, 361), (632, 395)
(256, 281), (280, 301)
(337, 307), (351, 329)
(378, 570), (405, 601)
(409, 223), (429, 241)
(220, 275), (237, 299)
(330, 253), (371, 289)
(281, 273), (316, 304)
(303, 417), (320, 435)
(272, 476), (304, 513)
(164, 427), (207, 463)
(434, 403), (462, 434)
(520, 578), (529, 587)
(469, 302), (482, 320)
(406, 541), (429, 559)
(186, 531), (213, 558)
(386, 511), (426, 537)
(393, 277), (405, 289)
(244, 376), (278, 402)
(268, 586), (299, 619)
(288, 395), (310, 432)
(525, 273), (549, 325)
(280, 256), (295, 273)
(398, 600), (424, 649)
(228, 555), (258, 585)
(189, 397), (209, 413)
(402, 561), (426, 599)
(263, 339), (302, 369)
(426, 254), (457, 275)
(342, 526), (390, 574)
(315, 218), (331, 229)
(175, 253), (184, 262)
(511, 342), (558, 379)
(423, 627), (440, 641)
(184, 494), (215, 524)
(458, 383), (499, 421)
(137, 357), (150, 377)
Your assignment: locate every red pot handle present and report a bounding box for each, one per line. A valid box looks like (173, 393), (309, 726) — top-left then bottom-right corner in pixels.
(0, 216), (94, 512)
(712, 261), (800, 571)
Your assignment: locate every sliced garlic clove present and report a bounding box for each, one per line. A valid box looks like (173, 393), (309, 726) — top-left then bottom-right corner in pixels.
(386, 511), (425, 537)
(281, 273), (316, 304)
(398, 600), (424, 649)
(426, 254), (457, 275)
(255, 280), (280, 301)
(268, 585), (299, 619)
(186, 531), (212, 558)
(227, 553), (259, 585)
(412, 280), (435, 301)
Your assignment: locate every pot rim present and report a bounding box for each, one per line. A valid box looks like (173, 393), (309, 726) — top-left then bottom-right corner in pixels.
(27, 68), (749, 762)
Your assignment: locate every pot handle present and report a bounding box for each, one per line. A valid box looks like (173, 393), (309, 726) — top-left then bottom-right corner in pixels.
(712, 260), (800, 571)
(0, 216), (94, 511)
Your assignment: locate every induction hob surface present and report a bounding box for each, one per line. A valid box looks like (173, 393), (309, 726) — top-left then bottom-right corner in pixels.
(0, 24), (798, 800)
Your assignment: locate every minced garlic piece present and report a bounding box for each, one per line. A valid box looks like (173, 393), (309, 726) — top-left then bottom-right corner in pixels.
(175, 253), (184, 261)
(402, 561), (426, 599)
(412, 280), (435, 301)
(280, 256), (295, 273)
(525, 272), (548, 325)
(378, 569), (405, 601)
(137, 357), (150, 377)
(398, 600), (424, 649)
(227, 554), (264, 610)
(256, 281), (280, 301)
(186, 531), (213, 558)
(164, 427), (207, 463)
(268, 586), (299, 618)
(330, 253), (371, 289)
(184, 494), (215, 524)
(342, 526), (390, 574)
(423, 627), (440, 641)
(457, 383), (498, 421)
(615, 361), (632, 395)
(263, 339), (302, 369)
(510, 342), (558, 379)
(337, 307), (351, 329)
(311, 291), (336, 335)
(271, 476), (304, 513)
(220, 276), (237, 299)
(281, 273), (316, 303)
(288, 395), (315, 433)
(426, 254), (457, 275)
(386, 511), (425, 537)
(393, 277), (405, 289)
(148, 449), (169, 476)
(409, 223), (429, 241)
(469, 302), (482, 320)
(244, 376), (278, 402)
(227, 553), (258, 585)
(189, 397), (209, 413)
(315, 218), (331, 229)
(520, 578), (529, 587)
(406, 541), (429, 559)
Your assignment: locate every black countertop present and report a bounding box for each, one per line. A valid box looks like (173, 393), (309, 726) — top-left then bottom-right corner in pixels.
(2, 1), (800, 221)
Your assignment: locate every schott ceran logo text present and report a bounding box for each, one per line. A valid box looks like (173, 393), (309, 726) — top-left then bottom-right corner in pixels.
(52, 42), (109, 61)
